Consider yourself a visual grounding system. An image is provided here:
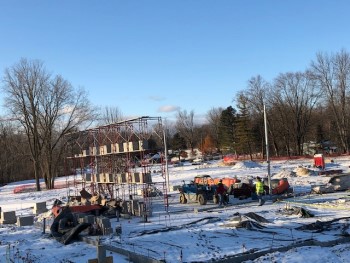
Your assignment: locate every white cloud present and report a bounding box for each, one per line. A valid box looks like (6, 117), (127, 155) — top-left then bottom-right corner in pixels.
(149, 96), (166, 101)
(157, 105), (181, 113)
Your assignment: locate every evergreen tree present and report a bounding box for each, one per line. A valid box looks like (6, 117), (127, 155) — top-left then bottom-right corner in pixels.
(171, 132), (187, 161)
(171, 132), (187, 150)
(235, 95), (256, 160)
(218, 106), (236, 153)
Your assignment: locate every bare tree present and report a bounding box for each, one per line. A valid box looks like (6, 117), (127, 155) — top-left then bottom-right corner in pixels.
(2, 59), (96, 190)
(206, 107), (223, 152)
(236, 75), (281, 156)
(161, 118), (177, 152)
(0, 121), (32, 184)
(242, 75), (269, 114)
(311, 50), (350, 153)
(175, 110), (197, 152)
(270, 71), (322, 155)
(99, 106), (124, 125)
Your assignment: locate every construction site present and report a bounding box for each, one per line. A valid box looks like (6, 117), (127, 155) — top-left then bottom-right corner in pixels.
(63, 116), (170, 216)
(1, 118), (350, 262)
(47, 132), (350, 262)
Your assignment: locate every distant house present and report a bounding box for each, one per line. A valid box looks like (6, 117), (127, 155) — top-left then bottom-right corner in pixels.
(303, 141), (319, 155)
(320, 140), (338, 154)
(303, 140), (338, 155)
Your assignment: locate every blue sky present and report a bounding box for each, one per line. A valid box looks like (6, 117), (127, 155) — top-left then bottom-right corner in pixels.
(1, 1), (350, 122)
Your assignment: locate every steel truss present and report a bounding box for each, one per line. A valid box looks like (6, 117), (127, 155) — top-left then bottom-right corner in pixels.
(64, 116), (169, 214)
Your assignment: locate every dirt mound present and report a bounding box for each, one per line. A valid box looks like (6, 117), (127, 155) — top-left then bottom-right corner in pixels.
(295, 167), (311, 176)
(272, 169), (296, 179)
(218, 161), (235, 166)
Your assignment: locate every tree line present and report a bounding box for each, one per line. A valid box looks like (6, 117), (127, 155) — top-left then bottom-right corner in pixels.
(171, 49), (350, 159)
(1, 49), (350, 188)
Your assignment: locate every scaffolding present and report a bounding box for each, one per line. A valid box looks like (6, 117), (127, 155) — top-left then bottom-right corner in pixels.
(64, 116), (169, 214)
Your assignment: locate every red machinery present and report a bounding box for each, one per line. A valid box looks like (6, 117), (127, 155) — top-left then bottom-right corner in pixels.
(272, 178), (290, 195)
(52, 204), (103, 218)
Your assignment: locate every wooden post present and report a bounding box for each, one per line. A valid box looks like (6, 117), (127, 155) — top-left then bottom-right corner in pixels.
(42, 218), (46, 234)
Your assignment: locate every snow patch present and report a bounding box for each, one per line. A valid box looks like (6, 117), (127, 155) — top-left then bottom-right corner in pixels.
(231, 161), (262, 169)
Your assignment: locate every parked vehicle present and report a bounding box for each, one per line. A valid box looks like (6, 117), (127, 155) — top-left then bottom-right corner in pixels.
(228, 182), (255, 198)
(179, 175), (217, 205)
(228, 178), (291, 198)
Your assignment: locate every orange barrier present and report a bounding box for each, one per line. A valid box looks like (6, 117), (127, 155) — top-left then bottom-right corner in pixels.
(194, 176), (215, 185)
(213, 177), (240, 187)
(13, 180), (77, 194)
(193, 176), (241, 187)
(13, 184), (37, 194)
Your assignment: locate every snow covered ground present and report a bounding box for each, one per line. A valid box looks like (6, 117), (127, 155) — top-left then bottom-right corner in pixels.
(1, 156), (350, 262)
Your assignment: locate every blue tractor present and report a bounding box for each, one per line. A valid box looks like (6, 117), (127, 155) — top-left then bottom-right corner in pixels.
(179, 175), (218, 205)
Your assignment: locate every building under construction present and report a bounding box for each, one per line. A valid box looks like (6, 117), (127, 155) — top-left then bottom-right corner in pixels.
(63, 116), (169, 217)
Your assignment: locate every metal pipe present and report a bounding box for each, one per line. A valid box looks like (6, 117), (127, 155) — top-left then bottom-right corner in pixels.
(163, 126), (170, 192)
(264, 104), (272, 195)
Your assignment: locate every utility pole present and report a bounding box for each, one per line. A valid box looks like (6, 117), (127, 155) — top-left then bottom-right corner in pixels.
(163, 126), (170, 192)
(264, 104), (272, 195)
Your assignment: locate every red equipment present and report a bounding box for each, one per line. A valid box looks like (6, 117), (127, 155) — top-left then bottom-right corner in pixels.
(314, 154), (325, 169)
(272, 178), (290, 195)
(52, 204), (103, 218)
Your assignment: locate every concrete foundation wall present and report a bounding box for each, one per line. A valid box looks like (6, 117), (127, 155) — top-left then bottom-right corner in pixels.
(33, 202), (48, 215)
(17, 215), (34, 226)
(1, 211), (16, 224)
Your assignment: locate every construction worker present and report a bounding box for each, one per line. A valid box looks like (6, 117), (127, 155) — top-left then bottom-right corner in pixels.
(256, 176), (265, 206)
(216, 180), (226, 206)
(115, 200), (123, 222)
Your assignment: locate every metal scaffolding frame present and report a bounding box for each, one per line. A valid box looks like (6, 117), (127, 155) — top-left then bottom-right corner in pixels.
(64, 116), (169, 214)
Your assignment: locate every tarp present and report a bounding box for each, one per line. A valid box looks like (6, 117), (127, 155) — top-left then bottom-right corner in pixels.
(50, 207), (91, 245)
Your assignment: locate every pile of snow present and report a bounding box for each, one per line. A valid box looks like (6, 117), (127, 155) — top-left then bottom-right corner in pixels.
(231, 161), (262, 169)
(272, 169), (296, 179)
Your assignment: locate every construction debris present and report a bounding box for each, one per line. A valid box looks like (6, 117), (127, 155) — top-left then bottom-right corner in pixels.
(311, 184), (335, 194)
(311, 173), (350, 193)
(244, 212), (271, 223)
(296, 217), (350, 233)
(223, 212), (269, 229)
(328, 173), (350, 191)
(277, 205), (314, 218)
(50, 207), (91, 245)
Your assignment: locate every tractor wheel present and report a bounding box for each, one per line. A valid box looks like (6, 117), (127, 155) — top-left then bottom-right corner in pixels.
(198, 194), (207, 205)
(93, 209), (100, 216)
(180, 194), (187, 204)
